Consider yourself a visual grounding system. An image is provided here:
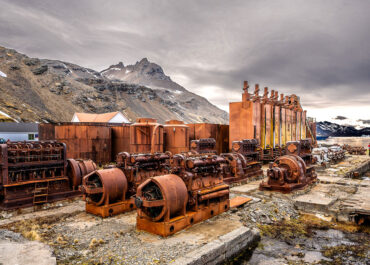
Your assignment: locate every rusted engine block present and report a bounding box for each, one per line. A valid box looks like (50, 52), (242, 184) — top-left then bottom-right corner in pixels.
(221, 139), (263, 183)
(80, 152), (170, 217)
(285, 139), (316, 179)
(259, 154), (317, 193)
(344, 145), (366, 155)
(260, 140), (317, 192)
(135, 154), (230, 236)
(190, 138), (217, 154)
(0, 141), (96, 209)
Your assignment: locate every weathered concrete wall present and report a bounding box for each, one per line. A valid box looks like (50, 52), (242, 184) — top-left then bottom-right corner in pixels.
(172, 226), (260, 265)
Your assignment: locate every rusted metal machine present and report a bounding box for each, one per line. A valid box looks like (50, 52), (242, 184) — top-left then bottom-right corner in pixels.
(260, 140), (317, 192)
(328, 145), (346, 162)
(80, 152), (171, 217)
(259, 154), (317, 193)
(189, 138), (217, 154)
(285, 139), (316, 179)
(0, 141), (96, 209)
(221, 139), (263, 183)
(164, 120), (189, 154)
(343, 145), (366, 155)
(135, 154), (230, 236)
(130, 118), (164, 153)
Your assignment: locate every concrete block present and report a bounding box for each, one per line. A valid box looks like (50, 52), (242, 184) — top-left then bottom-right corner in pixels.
(294, 193), (337, 212)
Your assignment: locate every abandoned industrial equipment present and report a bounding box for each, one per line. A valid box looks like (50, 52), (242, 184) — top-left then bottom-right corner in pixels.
(1, 80), (368, 245)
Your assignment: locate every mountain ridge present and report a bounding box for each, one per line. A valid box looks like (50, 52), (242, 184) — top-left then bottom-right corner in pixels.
(0, 46), (228, 124)
(317, 121), (370, 137)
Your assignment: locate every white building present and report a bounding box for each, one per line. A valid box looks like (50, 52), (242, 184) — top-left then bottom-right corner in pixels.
(0, 123), (39, 142)
(71, 111), (130, 123)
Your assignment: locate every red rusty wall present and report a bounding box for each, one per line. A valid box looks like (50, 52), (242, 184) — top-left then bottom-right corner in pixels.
(187, 123), (229, 154)
(111, 124), (130, 159)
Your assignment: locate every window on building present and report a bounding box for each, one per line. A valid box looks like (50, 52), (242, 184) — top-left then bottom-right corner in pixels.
(28, 134), (35, 140)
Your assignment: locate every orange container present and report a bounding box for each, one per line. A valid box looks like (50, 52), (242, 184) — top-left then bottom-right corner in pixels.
(164, 120), (189, 154)
(130, 118), (163, 153)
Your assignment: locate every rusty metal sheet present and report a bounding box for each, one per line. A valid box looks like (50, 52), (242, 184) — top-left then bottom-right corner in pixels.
(230, 196), (252, 208)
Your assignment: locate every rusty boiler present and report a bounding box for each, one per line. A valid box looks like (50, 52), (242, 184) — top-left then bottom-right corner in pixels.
(135, 154), (230, 237)
(260, 140), (317, 193)
(130, 118), (164, 153)
(164, 120), (189, 154)
(80, 152), (171, 217)
(0, 141), (96, 209)
(221, 139), (263, 183)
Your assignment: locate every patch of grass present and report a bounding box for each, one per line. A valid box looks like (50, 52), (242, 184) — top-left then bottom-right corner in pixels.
(258, 218), (309, 241)
(257, 214), (369, 243)
(321, 243), (369, 265)
(299, 214), (369, 234)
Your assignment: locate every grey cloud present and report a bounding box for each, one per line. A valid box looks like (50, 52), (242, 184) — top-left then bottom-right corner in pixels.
(0, 0), (370, 113)
(334, 116), (348, 120)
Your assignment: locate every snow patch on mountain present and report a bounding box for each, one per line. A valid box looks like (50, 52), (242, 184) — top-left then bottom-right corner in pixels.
(0, 70), (7, 77)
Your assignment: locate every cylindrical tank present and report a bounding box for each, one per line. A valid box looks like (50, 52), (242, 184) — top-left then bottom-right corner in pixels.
(164, 120), (189, 154)
(81, 168), (127, 206)
(67, 159), (97, 188)
(130, 118), (164, 153)
(135, 174), (188, 221)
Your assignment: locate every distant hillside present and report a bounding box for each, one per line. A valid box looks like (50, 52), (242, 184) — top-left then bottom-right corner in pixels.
(0, 46), (228, 124)
(317, 121), (370, 137)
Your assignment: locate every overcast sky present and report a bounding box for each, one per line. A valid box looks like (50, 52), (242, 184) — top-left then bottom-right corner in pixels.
(1, 0), (369, 126)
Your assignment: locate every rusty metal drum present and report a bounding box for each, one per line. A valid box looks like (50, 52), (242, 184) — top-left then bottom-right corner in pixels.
(67, 159), (97, 188)
(130, 118), (164, 153)
(163, 120), (189, 154)
(81, 168), (127, 206)
(135, 174), (188, 221)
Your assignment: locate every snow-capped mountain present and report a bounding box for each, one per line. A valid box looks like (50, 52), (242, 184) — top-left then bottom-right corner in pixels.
(317, 121), (370, 137)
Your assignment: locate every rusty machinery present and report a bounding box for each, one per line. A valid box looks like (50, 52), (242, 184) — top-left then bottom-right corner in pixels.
(0, 141), (96, 209)
(220, 139), (263, 183)
(343, 145), (366, 155)
(80, 152), (171, 217)
(189, 138), (217, 154)
(135, 154), (230, 237)
(328, 146), (346, 162)
(285, 139), (317, 179)
(260, 140), (317, 192)
(229, 81), (312, 162)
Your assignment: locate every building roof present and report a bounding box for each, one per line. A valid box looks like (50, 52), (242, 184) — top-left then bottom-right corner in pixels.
(0, 122), (38, 132)
(73, 112), (127, 123)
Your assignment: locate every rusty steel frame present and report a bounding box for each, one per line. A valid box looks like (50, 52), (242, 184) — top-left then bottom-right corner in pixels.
(0, 141), (95, 209)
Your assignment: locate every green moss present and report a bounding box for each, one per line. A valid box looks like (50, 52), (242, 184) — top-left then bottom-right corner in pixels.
(321, 243), (369, 265)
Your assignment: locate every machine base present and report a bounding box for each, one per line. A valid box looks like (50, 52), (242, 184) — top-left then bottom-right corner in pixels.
(86, 198), (136, 218)
(136, 199), (230, 237)
(259, 178), (317, 193)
